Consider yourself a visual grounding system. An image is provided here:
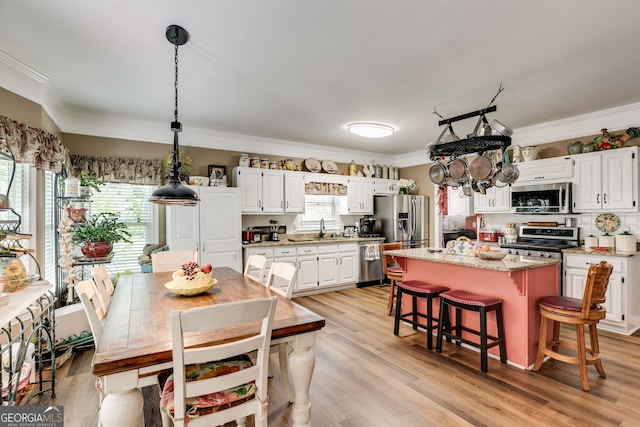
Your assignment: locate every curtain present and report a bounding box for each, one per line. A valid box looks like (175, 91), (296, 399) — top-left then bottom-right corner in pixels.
(70, 154), (164, 185)
(0, 115), (70, 172)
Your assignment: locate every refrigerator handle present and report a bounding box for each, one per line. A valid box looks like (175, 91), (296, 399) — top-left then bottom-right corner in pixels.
(411, 198), (417, 238)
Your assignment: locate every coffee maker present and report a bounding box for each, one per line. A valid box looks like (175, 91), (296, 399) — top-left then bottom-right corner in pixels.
(269, 220), (279, 241)
(359, 217), (378, 237)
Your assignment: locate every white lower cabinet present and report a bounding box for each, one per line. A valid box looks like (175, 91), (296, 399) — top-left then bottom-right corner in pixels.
(318, 243), (358, 288)
(563, 253), (640, 335)
(245, 242), (359, 296)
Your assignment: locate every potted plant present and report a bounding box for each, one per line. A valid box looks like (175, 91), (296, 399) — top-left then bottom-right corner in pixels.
(79, 173), (105, 197)
(72, 212), (132, 258)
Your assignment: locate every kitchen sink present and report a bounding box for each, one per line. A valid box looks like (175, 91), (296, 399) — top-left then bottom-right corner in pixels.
(287, 237), (316, 242)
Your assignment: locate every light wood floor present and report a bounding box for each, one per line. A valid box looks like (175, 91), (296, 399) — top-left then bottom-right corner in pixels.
(29, 284), (640, 426)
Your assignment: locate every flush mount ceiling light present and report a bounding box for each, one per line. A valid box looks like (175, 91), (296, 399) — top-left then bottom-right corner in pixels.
(347, 122), (395, 138)
(150, 24), (200, 206)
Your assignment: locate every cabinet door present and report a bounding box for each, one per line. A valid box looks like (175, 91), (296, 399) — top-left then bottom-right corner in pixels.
(473, 192), (491, 213)
(166, 203), (199, 252)
(473, 187), (509, 213)
(284, 172), (305, 213)
(572, 153), (602, 211)
(564, 268), (623, 323)
(603, 272), (623, 322)
(235, 167), (263, 213)
(262, 170), (284, 213)
(492, 185), (511, 212)
(448, 188), (473, 215)
(338, 250), (358, 284)
(297, 256), (318, 291)
(347, 179), (362, 213)
(602, 149), (635, 210)
(200, 188), (243, 272)
(318, 253), (339, 287)
(361, 179), (374, 214)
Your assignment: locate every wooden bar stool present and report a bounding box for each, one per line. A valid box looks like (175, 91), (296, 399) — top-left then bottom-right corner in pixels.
(436, 290), (507, 372)
(532, 261), (613, 391)
(394, 280), (449, 349)
(382, 242), (403, 316)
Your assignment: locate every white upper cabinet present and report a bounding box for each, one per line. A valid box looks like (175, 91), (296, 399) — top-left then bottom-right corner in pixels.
(373, 179), (399, 195)
(512, 156), (573, 184)
(473, 186), (510, 213)
(284, 172), (305, 213)
(572, 147), (637, 212)
(347, 177), (374, 214)
(233, 167), (285, 214)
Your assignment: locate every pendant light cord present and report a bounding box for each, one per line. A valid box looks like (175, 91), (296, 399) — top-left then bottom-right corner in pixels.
(174, 40), (179, 125)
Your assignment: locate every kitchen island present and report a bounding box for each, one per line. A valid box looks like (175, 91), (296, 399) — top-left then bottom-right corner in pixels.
(386, 248), (560, 369)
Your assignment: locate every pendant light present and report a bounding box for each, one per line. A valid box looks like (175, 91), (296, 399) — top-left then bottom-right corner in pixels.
(150, 25), (200, 206)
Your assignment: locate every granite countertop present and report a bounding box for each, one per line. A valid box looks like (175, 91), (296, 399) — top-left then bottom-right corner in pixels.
(562, 247), (637, 258)
(243, 236), (385, 248)
(385, 247), (560, 272)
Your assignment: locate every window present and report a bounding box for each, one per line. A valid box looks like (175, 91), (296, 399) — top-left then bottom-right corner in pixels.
(297, 195), (340, 232)
(0, 161), (30, 233)
(43, 170), (56, 284)
(89, 183), (155, 274)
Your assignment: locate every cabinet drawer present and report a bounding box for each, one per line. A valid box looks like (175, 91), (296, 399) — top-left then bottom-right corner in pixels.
(245, 247), (273, 258)
(514, 157), (572, 183)
(274, 247), (296, 257)
(338, 242), (358, 253)
(564, 254), (623, 272)
(296, 245), (318, 256)
(318, 244), (340, 254)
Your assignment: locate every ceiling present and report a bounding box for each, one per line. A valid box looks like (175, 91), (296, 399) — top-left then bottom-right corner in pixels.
(2, 1), (640, 165)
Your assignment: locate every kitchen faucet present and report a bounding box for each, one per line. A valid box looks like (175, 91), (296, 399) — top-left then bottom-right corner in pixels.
(319, 218), (325, 238)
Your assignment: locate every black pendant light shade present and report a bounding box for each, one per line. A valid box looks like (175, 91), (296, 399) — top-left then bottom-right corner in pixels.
(150, 25), (200, 206)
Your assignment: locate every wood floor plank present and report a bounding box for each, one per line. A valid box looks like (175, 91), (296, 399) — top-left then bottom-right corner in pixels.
(25, 284), (640, 426)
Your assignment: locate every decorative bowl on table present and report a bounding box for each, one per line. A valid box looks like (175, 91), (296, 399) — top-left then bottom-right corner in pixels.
(164, 275), (217, 296)
(476, 250), (507, 260)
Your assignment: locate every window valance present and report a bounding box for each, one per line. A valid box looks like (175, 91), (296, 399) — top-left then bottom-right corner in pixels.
(70, 154), (164, 186)
(0, 115), (70, 172)
(305, 181), (347, 196)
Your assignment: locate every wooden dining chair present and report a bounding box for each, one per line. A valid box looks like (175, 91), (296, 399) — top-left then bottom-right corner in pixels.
(382, 242), (403, 315)
(159, 297), (277, 427)
(244, 254), (268, 283)
(151, 250), (198, 273)
(92, 265), (114, 311)
(532, 261), (613, 391)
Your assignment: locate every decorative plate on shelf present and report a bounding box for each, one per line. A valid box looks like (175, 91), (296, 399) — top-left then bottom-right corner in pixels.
(321, 160), (338, 174)
(594, 213), (620, 233)
(304, 158), (321, 173)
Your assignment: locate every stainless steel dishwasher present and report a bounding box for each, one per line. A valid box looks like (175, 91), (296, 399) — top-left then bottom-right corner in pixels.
(357, 240), (384, 287)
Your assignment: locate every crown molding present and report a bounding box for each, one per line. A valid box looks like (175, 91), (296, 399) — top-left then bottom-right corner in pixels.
(0, 50), (48, 84)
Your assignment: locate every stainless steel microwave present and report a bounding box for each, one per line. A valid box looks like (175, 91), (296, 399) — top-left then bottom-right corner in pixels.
(510, 182), (571, 214)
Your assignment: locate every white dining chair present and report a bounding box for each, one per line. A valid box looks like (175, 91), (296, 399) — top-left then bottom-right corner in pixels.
(76, 279), (107, 344)
(244, 254), (268, 283)
(264, 262), (298, 403)
(159, 297), (277, 427)
(92, 265), (114, 311)
(151, 250), (198, 273)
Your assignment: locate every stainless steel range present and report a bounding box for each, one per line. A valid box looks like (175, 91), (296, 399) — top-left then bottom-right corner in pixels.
(500, 225), (580, 258)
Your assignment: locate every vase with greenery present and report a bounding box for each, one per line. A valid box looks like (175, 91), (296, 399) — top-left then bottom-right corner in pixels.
(79, 173), (105, 197)
(72, 212), (132, 258)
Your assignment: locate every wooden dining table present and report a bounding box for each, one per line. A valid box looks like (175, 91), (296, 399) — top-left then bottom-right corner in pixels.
(92, 267), (326, 427)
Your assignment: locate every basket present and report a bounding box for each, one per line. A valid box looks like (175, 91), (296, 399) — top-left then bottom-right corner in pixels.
(476, 250), (506, 261)
(165, 278), (217, 296)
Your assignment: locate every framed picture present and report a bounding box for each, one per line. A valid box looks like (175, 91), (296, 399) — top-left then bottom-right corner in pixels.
(208, 165), (226, 180)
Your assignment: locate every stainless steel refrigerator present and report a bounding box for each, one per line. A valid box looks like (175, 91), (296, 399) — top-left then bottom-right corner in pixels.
(374, 194), (429, 248)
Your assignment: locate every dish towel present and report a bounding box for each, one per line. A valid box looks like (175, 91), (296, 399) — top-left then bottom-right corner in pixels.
(364, 244), (380, 261)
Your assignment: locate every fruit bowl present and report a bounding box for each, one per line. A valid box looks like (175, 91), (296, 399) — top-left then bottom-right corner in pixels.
(165, 277), (217, 296)
(476, 250), (507, 261)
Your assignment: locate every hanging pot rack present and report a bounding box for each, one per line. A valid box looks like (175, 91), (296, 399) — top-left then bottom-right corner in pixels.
(428, 105), (512, 160)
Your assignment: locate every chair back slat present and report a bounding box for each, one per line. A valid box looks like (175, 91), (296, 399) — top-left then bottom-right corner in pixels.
(244, 254), (268, 283)
(92, 265), (114, 311)
(76, 279), (106, 344)
(265, 262), (298, 299)
(581, 261), (613, 317)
